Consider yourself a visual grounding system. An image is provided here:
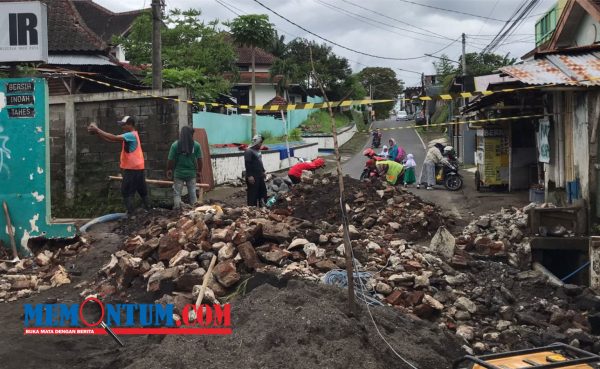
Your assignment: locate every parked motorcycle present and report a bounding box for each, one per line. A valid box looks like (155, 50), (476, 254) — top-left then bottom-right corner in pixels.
(371, 131), (382, 149)
(360, 149), (385, 180)
(435, 160), (463, 191)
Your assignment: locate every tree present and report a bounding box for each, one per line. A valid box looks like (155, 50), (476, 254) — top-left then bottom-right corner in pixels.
(228, 14), (275, 136)
(457, 52), (516, 76)
(116, 9), (237, 100)
(433, 54), (457, 77)
(358, 67), (403, 119)
(278, 38), (355, 100)
(268, 31), (287, 58)
(270, 57), (298, 100)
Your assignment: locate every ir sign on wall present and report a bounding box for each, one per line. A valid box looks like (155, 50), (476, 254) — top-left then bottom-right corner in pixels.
(0, 1), (48, 63)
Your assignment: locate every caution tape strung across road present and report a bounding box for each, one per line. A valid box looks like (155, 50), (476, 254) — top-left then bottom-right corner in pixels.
(360, 114), (547, 133)
(73, 73), (392, 111)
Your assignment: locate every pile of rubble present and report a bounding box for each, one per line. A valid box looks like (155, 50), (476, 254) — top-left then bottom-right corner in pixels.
(0, 240), (88, 302)
(457, 206), (533, 270)
(92, 181), (600, 355)
(279, 174), (444, 241)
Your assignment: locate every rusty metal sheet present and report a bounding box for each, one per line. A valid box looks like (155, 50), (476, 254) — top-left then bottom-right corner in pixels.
(500, 52), (600, 86)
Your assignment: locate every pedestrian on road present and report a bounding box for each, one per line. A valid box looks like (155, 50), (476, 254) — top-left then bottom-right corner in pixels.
(417, 144), (449, 190)
(87, 116), (149, 214)
(376, 160), (404, 186)
(166, 126), (202, 209)
(388, 138), (399, 162)
(403, 153), (416, 187)
(245, 135), (267, 207)
(378, 145), (389, 159)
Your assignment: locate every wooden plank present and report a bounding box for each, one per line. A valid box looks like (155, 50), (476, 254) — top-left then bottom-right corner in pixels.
(108, 176), (210, 189)
(193, 128), (215, 190)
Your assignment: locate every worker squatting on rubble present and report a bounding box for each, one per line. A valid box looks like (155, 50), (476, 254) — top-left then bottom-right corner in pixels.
(287, 157), (326, 184)
(166, 126), (203, 209)
(367, 159), (405, 185)
(245, 135), (268, 207)
(87, 116), (149, 214)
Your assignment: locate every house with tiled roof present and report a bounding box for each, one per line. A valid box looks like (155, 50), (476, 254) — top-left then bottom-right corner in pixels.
(72, 0), (148, 62)
(222, 40), (305, 111)
(0, 0), (143, 95)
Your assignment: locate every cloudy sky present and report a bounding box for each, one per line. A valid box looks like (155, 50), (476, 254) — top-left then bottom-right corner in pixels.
(93, 0), (557, 86)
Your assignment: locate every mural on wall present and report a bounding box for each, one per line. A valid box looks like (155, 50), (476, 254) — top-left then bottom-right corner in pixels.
(0, 78), (73, 255)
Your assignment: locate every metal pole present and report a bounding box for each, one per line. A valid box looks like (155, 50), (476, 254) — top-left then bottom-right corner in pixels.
(280, 110), (292, 168)
(151, 0), (162, 90)
(462, 33), (467, 76)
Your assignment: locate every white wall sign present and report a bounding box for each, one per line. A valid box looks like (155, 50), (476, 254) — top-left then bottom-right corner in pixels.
(0, 2), (48, 63)
(538, 117), (550, 163)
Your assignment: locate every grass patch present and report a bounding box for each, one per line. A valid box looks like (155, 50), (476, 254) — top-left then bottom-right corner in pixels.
(301, 110), (350, 133)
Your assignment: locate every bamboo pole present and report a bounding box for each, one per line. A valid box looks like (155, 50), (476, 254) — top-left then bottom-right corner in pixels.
(309, 48), (356, 316)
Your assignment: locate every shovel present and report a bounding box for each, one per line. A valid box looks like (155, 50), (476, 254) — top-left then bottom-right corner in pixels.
(2, 201), (20, 263)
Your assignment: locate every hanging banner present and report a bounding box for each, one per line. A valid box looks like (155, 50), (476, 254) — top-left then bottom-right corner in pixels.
(538, 117), (550, 163)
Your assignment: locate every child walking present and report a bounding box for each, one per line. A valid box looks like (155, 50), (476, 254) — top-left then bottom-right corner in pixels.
(403, 153), (416, 187)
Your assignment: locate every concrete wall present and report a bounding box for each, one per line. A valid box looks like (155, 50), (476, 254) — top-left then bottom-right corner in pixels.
(210, 142), (318, 184)
(301, 124), (357, 150)
(49, 88), (190, 211)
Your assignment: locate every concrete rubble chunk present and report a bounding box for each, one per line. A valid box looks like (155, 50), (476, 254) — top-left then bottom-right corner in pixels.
(237, 242), (259, 269)
(50, 266), (70, 287)
(423, 294), (444, 311)
(288, 238), (309, 250)
(456, 325), (475, 341)
(367, 241), (381, 252)
(34, 250), (53, 266)
(430, 226), (455, 260)
(217, 243), (235, 261)
(212, 261), (240, 287)
(375, 282), (393, 295)
(455, 297), (477, 314)
(169, 250), (191, 267)
(211, 242), (226, 251)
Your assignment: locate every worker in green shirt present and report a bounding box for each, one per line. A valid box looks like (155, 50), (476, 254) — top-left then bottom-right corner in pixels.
(166, 126), (202, 209)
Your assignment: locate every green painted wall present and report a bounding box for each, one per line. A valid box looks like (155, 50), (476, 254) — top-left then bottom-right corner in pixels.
(193, 96), (324, 144)
(0, 78), (74, 255)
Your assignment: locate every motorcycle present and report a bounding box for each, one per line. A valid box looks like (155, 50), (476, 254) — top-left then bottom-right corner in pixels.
(371, 132), (382, 149)
(360, 149), (386, 180)
(435, 160), (463, 191)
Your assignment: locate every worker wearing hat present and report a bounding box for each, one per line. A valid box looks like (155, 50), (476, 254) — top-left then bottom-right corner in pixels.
(244, 135), (267, 206)
(87, 116), (149, 213)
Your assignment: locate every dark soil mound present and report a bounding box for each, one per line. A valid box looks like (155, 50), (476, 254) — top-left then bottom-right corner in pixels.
(105, 278), (465, 369)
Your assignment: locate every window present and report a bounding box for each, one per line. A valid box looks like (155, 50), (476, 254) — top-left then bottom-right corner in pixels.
(536, 8), (557, 46)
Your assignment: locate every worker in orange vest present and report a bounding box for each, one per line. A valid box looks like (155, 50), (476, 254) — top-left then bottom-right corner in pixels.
(88, 116), (149, 214)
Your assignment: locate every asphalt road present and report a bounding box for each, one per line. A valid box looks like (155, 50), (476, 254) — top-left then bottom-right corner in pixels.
(342, 118), (425, 179)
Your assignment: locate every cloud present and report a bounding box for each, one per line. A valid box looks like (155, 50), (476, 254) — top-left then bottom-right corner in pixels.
(93, 0), (552, 85)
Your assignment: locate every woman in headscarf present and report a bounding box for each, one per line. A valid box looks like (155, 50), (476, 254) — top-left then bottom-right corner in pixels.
(167, 126), (202, 209)
(417, 144), (449, 190)
(403, 153), (417, 187)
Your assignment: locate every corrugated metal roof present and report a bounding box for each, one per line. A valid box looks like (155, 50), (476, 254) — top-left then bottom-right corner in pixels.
(500, 52), (600, 86)
(47, 54), (115, 66)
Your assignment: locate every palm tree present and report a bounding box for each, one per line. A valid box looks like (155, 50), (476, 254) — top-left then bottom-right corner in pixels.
(229, 15), (275, 136)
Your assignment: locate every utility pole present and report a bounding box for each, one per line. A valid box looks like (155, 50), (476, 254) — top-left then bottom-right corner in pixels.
(151, 0), (163, 90)
(461, 33), (467, 76)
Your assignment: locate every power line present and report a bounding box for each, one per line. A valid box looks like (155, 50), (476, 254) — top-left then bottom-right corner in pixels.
(214, 0), (241, 16)
(217, 0), (426, 81)
(396, 0), (506, 22)
(252, 0), (437, 61)
(482, 0), (541, 54)
(313, 0), (454, 45)
(339, 0), (455, 41)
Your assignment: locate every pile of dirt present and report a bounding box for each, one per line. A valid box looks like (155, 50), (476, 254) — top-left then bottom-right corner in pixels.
(279, 173), (445, 241)
(102, 279), (465, 369)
